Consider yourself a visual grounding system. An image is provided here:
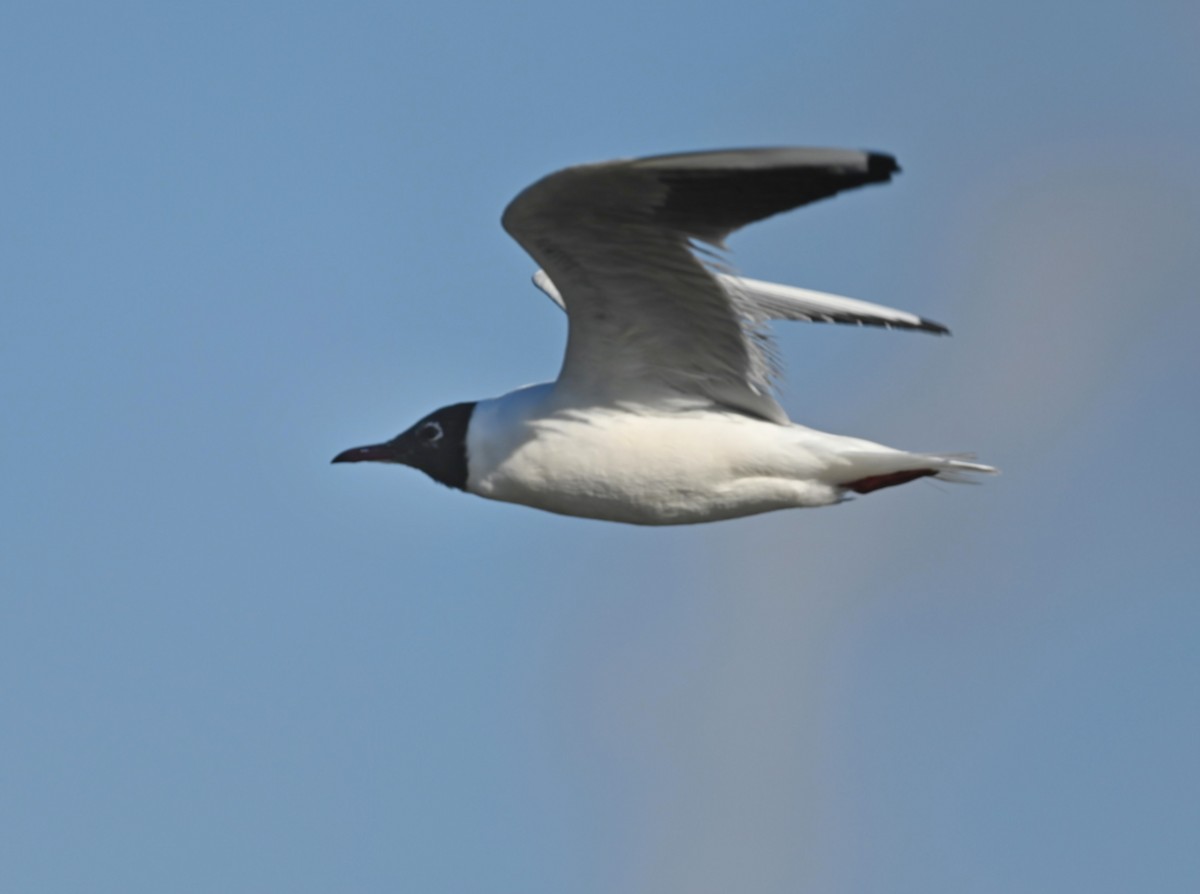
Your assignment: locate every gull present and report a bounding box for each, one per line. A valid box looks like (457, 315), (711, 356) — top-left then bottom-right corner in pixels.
(333, 147), (995, 525)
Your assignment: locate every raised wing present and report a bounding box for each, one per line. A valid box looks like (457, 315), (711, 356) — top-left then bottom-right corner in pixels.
(502, 148), (900, 422)
(533, 269), (948, 334)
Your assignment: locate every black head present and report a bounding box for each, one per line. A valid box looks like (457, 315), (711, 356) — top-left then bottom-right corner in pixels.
(331, 402), (476, 491)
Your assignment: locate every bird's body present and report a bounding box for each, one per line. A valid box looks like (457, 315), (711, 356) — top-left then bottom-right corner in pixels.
(334, 147), (995, 524)
(464, 383), (970, 525)
(466, 383), (836, 525)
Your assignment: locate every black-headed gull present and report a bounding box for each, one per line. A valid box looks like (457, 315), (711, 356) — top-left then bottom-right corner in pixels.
(333, 148), (995, 524)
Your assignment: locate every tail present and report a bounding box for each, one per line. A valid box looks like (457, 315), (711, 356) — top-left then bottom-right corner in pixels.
(841, 452), (998, 495)
(924, 452), (999, 484)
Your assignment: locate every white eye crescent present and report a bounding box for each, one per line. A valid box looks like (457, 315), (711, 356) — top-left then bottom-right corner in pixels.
(418, 421), (443, 443)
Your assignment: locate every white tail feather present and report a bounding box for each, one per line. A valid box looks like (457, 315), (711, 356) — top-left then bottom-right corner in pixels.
(924, 453), (999, 483)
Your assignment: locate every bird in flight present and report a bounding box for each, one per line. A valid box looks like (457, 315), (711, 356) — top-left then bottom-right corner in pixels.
(333, 147), (995, 524)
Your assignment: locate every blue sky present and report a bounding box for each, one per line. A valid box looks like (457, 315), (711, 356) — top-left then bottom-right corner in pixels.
(3, 2), (1198, 892)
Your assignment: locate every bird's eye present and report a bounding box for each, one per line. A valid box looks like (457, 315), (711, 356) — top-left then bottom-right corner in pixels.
(417, 421), (443, 443)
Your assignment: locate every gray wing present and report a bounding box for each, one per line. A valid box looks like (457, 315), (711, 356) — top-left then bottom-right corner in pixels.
(502, 147), (900, 422)
(533, 269), (949, 335)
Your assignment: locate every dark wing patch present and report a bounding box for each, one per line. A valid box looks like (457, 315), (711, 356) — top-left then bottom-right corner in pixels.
(790, 311), (949, 335)
(637, 149), (899, 244)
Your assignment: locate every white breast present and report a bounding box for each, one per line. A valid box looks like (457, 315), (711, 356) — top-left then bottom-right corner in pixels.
(464, 385), (844, 525)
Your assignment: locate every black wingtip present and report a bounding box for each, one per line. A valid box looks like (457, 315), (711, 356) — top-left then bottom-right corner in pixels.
(919, 316), (951, 336)
(865, 152), (901, 182)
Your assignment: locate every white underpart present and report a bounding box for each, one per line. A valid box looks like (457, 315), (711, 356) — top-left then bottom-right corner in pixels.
(465, 384), (992, 526)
